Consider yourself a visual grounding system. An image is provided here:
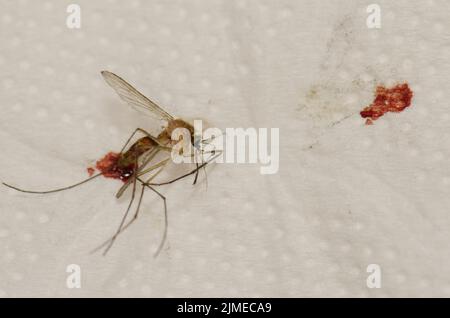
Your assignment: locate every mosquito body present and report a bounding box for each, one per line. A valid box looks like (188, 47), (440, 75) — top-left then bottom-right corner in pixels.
(3, 71), (218, 257)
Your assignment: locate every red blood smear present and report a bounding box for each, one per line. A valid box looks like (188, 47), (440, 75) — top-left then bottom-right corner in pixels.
(95, 152), (135, 183)
(360, 83), (413, 124)
(87, 167), (95, 177)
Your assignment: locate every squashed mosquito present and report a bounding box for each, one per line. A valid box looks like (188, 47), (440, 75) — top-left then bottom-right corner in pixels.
(3, 71), (220, 257)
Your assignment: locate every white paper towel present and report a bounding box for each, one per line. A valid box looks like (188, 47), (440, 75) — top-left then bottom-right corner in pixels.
(0, 0), (449, 297)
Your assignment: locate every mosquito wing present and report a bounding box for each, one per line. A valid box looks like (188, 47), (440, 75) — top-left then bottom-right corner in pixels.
(101, 71), (174, 121)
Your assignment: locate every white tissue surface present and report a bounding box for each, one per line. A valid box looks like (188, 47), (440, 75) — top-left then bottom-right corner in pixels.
(0, 0), (449, 297)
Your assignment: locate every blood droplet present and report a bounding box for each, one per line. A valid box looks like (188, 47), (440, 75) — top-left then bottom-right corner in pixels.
(95, 152), (135, 182)
(87, 167), (95, 177)
(360, 83), (413, 124)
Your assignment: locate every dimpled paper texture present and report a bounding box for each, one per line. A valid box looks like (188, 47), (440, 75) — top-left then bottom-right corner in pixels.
(0, 0), (449, 298)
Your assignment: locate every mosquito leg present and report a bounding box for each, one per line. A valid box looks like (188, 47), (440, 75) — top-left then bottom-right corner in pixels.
(102, 159), (139, 256)
(192, 149), (207, 186)
(135, 157), (170, 177)
(136, 128), (171, 150)
(149, 151), (222, 186)
(115, 127), (171, 198)
(98, 166), (168, 257)
(149, 163), (207, 186)
(2, 128), (154, 195)
(2, 173), (102, 194)
(173, 148), (219, 187)
(90, 183), (145, 254)
(191, 144), (203, 185)
(115, 156), (169, 197)
(108, 165), (167, 245)
(119, 128), (150, 154)
(112, 164), (168, 236)
(111, 185), (145, 238)
(194, 144), (214, 188)
(91, 162), (168, 254)
(201, 152), (209, 190)
(202, 143), (217, 190)
(115, 147), (160, 199)
(138, 178), (168, 258)
(193, 162), (200, 185)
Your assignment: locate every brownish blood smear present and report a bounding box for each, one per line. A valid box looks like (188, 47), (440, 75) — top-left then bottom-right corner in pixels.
(360, 83), (413, 124)
(95, 152), (135, 182)
(87, 167), (95, 177)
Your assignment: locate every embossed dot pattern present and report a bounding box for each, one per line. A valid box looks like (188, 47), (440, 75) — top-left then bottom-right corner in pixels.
(0, 0), (449, 297)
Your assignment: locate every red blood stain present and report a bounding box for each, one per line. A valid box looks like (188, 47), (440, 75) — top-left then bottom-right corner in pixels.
(87, 167), (95, 177)
(95, 152), (135, 182)
(360, 83), (413, 124)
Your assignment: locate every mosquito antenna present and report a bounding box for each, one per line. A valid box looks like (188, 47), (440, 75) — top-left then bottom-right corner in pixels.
(2, 173), (102, 195)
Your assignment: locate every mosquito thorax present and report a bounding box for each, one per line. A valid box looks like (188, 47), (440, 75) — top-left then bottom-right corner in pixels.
(159, 118), (195, 145)
(167, 119), (194, 135)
